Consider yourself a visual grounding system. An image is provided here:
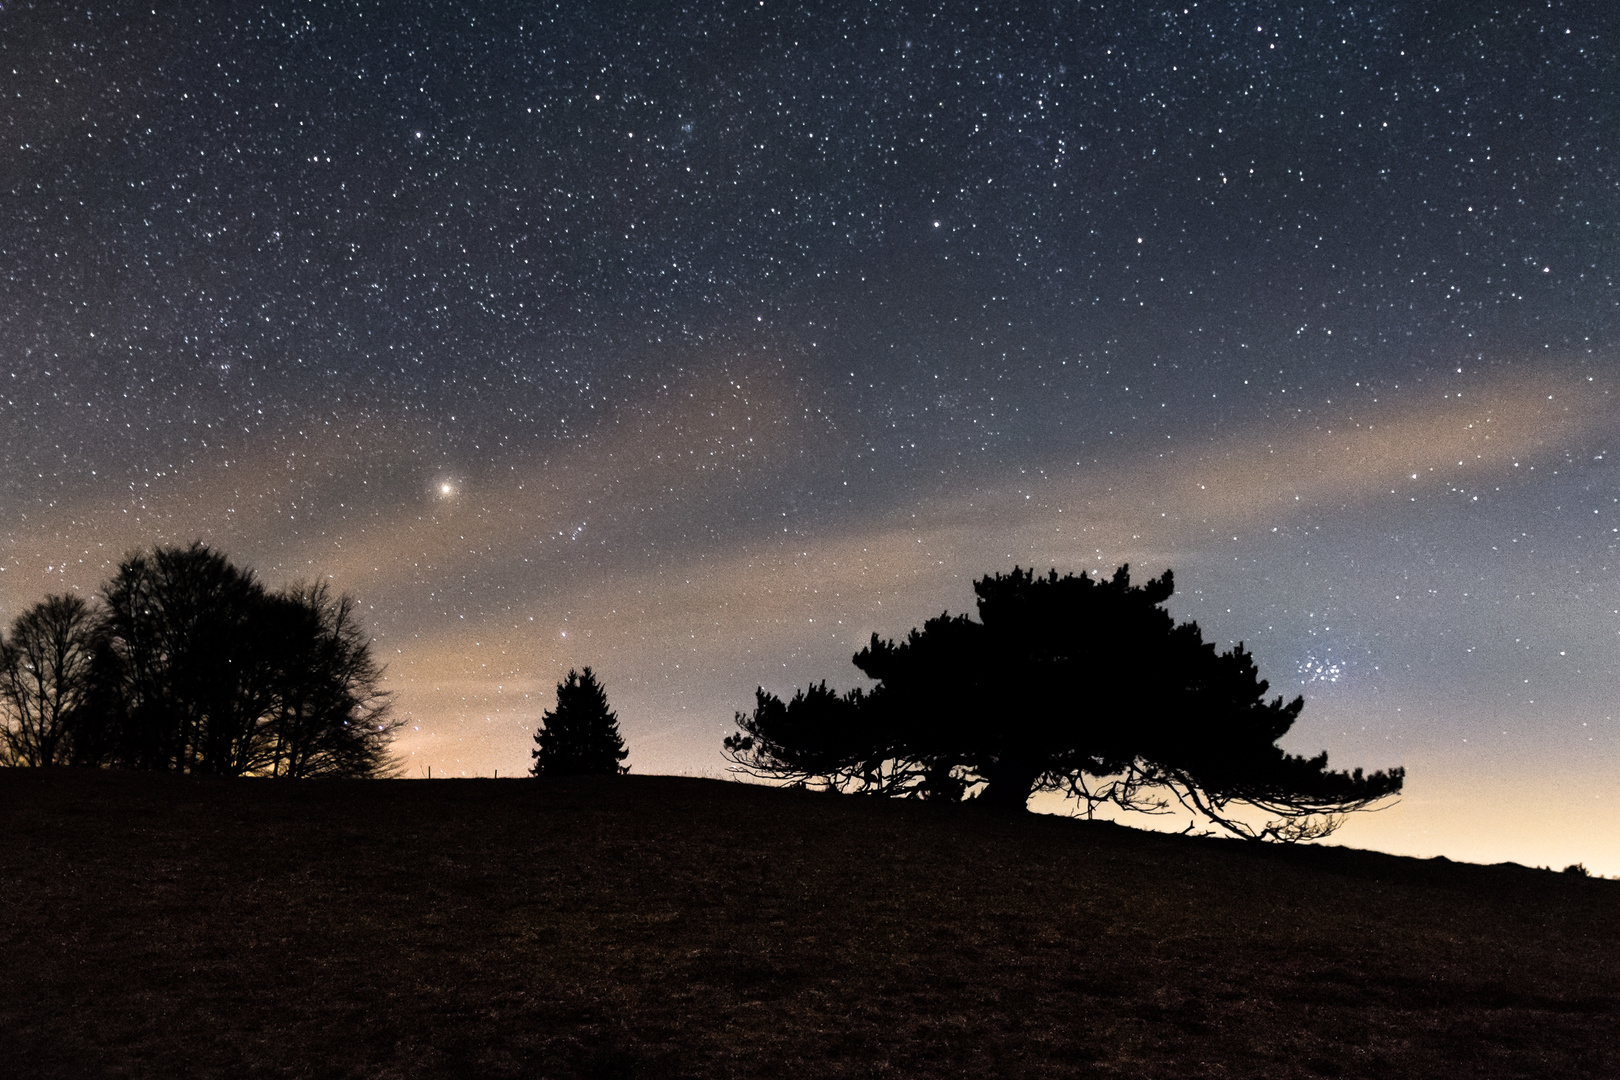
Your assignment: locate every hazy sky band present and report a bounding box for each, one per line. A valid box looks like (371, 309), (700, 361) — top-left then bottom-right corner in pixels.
(1, 1), (1615, 869)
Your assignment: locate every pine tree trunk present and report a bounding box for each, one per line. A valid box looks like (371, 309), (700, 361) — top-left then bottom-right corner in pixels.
(977, 755), (1039, 812)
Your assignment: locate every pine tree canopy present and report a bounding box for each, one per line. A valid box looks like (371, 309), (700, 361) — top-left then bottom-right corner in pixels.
(530, 667), (630, 777)
(724, 565), (1403, 842)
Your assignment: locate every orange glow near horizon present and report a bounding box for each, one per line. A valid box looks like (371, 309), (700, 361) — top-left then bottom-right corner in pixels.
(2, 362), (1616, 875)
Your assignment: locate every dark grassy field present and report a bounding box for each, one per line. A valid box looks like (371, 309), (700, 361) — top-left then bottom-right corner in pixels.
(1, 770), (1614, 1079)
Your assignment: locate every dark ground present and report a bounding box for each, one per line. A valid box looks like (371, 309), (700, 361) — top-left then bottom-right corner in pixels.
(1, 769), (1614, 1079)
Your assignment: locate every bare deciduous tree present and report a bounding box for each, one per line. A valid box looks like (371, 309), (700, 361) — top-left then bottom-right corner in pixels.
(0, 594), (100, 767)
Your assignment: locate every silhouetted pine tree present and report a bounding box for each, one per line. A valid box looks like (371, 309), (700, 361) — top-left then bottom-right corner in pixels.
(726, 565), (1403, 841)
(530, 667), (629, 776)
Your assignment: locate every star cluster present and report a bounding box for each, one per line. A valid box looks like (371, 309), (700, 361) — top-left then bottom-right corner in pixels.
(2, 1), (1617, 870)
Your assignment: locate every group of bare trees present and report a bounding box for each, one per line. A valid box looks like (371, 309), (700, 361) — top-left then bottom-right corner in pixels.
(0, 544), (398, 778)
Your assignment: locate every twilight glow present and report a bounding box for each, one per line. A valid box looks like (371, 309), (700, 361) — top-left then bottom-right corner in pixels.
(2, 2), (1615, 871)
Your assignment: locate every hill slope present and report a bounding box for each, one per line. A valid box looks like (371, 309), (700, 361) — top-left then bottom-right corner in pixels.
(1, 770), (1614, 1079)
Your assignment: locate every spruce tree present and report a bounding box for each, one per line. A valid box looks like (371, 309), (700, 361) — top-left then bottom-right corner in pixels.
(530, 667), (629, 776)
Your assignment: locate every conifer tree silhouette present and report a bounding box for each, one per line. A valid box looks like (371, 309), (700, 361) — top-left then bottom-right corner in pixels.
(726, 565), (1402, 841)
(530, 667), (629, 776)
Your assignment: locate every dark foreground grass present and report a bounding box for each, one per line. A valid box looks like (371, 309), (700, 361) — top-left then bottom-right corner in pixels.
(1, 770), (1614, 1079)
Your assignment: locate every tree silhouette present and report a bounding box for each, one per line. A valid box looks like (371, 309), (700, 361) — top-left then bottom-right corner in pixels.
(0, 595), (101, 767)
(247, 583), (397, 778)
(90, 543), (398, 777)
(726, 566), (1403, 841)
(530, 668), (629, 776)
(95, 543), (263, 773)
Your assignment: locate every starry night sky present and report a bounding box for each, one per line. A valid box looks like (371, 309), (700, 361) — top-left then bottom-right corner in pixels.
(3, 1), (1617, 870)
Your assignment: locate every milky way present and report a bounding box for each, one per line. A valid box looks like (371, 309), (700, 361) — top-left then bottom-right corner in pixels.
(3, 2), (1616, 870)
